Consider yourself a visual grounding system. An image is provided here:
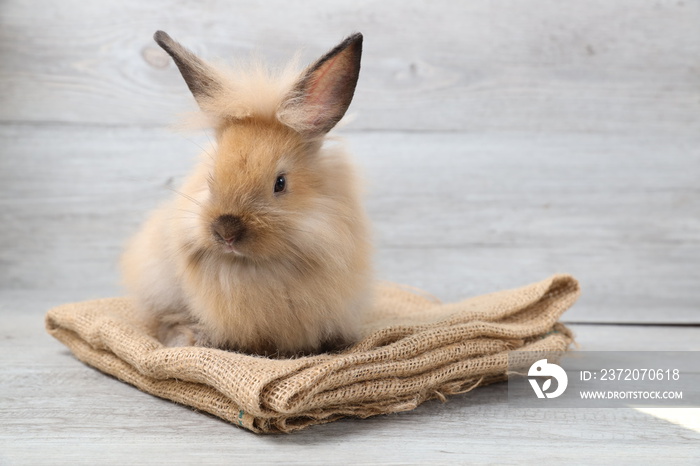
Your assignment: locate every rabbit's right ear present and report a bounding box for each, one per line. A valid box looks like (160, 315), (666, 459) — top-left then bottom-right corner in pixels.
(154, 31), (221, 108)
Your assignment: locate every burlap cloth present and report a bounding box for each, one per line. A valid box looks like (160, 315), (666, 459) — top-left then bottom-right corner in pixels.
(45, 274), (579, 433)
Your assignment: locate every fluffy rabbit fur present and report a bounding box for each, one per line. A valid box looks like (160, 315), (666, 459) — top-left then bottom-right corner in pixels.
(121, 31), (372, 357)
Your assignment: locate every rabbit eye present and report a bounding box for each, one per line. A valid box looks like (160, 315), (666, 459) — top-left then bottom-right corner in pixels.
(274, 174), (286, 194)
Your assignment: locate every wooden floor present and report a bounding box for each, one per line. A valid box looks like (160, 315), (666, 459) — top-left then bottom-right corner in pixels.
(1, 1), (698, 464)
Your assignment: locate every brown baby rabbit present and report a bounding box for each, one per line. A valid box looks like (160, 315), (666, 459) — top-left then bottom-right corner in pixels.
(121, 31), (372, 357)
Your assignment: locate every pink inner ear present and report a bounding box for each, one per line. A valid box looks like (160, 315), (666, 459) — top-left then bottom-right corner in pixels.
(305, 54), (343, 109)
(295, 36), (361, 135)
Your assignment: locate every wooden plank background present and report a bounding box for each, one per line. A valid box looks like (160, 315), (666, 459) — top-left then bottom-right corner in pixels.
(2, 126), (698, 322)
(1, 0), (698, 463)
(2, 0), (700, 133)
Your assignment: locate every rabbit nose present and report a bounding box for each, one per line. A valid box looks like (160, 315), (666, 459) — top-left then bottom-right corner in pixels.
(211, 215), (246, 243)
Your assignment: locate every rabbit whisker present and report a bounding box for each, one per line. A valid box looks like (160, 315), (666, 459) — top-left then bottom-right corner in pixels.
(181, 135), (215, 162)
(204, 130), (216, 153)
(170, 208), (200, 215)
(167, 187), (202, 206)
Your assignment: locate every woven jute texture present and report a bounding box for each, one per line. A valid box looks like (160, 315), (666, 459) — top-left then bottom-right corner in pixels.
(45, 274), (579, 433)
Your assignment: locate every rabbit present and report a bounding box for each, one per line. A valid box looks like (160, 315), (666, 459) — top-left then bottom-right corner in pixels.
(120, 31), (372, 357)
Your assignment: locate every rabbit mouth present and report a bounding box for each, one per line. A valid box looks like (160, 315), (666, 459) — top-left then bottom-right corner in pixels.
(220, 242), (245, 256)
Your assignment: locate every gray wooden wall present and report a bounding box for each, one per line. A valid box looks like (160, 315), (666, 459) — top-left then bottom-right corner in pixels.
(1, 1), (699, 462)
(2, 0), (698, 324)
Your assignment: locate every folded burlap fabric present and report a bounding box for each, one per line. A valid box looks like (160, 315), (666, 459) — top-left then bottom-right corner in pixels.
(45, 274), (579, 433)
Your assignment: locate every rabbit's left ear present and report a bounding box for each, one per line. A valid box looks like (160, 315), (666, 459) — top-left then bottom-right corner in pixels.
(154, 30), (221, 108)
(286, 33), (363, 136)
